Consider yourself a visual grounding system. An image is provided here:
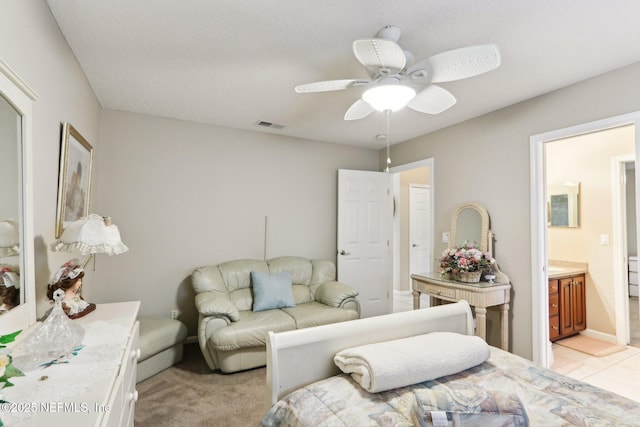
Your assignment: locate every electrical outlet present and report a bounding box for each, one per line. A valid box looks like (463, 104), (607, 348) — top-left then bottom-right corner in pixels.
(170, 309), (181, 320)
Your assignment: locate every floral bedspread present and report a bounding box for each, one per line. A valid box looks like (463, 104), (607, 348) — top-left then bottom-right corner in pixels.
(261, 347), (640, 426)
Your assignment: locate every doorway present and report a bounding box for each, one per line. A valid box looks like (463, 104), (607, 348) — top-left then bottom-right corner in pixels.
(390, 159), (434, 312)
(530, 112), (640, 367)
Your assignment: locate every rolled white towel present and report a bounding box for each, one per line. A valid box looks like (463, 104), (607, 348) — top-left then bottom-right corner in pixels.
(334, 332), (490, 393)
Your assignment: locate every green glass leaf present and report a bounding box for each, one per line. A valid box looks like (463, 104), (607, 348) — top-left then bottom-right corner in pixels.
(0, 330), (22, 345)
(3, 364), (24, 379)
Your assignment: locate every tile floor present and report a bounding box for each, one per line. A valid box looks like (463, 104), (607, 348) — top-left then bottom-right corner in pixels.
(550, 296), (640, 403)
(392, 292), (640, 403)
(551, 342), (640, 402)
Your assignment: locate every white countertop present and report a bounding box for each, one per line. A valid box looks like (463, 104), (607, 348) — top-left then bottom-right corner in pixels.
(547, 261), (588, 279)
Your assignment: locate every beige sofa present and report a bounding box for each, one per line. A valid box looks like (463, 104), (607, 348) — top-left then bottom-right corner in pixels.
(191, 256), (360, 373)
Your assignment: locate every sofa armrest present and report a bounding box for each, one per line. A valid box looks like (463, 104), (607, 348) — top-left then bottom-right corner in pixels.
(195, 292), (240, 322)
(314, 281), (359, 307)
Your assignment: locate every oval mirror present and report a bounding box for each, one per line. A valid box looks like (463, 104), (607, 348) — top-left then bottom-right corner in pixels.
(449, 203), (490, 252)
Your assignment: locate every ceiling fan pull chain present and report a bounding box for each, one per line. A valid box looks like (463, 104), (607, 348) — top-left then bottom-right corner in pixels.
(385, 110), (391, 172)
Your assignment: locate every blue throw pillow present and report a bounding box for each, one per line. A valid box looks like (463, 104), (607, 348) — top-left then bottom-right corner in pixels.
(251, 271), (296, 312)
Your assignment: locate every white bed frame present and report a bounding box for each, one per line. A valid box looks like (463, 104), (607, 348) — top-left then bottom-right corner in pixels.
(266, 300), (474, 407)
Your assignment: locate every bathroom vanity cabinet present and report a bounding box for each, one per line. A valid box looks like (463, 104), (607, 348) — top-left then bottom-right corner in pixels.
(549, 273), (586, 341)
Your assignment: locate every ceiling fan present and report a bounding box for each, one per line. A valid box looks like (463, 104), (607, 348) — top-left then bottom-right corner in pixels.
(295, 26), (501, 121)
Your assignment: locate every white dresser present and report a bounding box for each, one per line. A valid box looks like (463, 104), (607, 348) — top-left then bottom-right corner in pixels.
(4, 301), (140, 427)
(630, 256), (639, 297)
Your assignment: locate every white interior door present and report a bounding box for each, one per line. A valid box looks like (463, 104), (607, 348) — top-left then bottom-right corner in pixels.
(337, 169), (393, 318)
(410, 184), (432, 284)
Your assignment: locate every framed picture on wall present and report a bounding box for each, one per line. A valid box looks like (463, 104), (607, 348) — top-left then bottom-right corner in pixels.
(55, 122), (93, 238)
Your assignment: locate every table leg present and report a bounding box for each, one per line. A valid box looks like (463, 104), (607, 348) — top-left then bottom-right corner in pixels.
(475, 307), (487, 341)
(412, 290), (421, 310)
(500, 303), (510, 351)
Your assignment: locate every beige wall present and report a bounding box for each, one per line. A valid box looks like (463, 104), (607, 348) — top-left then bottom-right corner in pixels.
(1, 1), (102, 317)
(385, 62), (640, 358)
(1, 2), (379, 335)
(92, 110), (379, 334)
(546, 125), (635, 336)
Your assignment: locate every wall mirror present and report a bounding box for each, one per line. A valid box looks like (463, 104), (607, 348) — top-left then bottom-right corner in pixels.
(448, 202), (509, 283)
(0, 60), (37, 335)
(449, 202), (490, 252)
(547, 182), (580, 227)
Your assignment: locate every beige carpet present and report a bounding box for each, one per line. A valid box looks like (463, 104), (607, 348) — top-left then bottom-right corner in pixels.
(555, 335), (626, 357)
(135, 343), (266, 427)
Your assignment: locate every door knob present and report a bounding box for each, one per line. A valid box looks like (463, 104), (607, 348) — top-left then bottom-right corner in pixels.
(339, 250), (351, 256)
(412, 244), (420, 247)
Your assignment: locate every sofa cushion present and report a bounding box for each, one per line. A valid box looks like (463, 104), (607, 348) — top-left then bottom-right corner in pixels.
(268, 257), (312, 286)
(251, 271), (295, 312)
(268, 257), (315, 304)
(282, 302), (359, 329)
(208, 309), (297, 351)
(218, 260), (268, 311)
(218, 259), (268, 292)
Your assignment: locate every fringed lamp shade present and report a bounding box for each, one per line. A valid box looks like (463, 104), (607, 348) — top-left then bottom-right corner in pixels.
(52, 214), (128, 256)
(0, 219), (20, 258)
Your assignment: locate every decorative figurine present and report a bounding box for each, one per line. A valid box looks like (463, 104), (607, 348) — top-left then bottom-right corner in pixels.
(47, 260), (96, 319)
(0, 266), (20, 312)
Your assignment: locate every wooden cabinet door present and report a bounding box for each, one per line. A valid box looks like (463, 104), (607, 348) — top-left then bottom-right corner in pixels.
(549, 315), (560, 340)
(559, 278), (574, 336)
(548, 293), (559, 316)
(572, 274), (586, 332)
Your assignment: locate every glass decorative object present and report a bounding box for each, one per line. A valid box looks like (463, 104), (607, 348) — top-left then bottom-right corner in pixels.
(16, 289), (84, 370)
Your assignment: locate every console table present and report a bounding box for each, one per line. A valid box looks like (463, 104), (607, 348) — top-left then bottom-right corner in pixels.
(411, 272), (511, 351)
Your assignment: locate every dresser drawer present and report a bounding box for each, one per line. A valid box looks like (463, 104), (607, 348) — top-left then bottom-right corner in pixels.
(422, 285), (456, 299)
(103, 320), (140, 427)
(549, 315), (560, 340)
(548, 279), (558, 294)
(548, 294), (559, 316)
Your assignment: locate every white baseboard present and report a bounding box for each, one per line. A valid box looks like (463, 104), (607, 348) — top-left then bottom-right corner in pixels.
(393, 289), (412, 296)
(580, 329), (617, 344)
(185, 335), (198, 344)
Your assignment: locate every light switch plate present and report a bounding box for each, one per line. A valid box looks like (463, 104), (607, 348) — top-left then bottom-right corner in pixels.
(600, 234), (610, 245)
(442, 232), (449, 243)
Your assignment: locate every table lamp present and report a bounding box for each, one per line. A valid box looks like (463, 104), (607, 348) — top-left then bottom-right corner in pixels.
(50, 214), (128, 318)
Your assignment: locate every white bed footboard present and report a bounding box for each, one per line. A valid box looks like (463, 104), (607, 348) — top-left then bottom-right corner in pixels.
(266, 300), (474, 407)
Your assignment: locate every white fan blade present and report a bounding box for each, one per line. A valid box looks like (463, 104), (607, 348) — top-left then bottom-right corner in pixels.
(407, 85), (457, 115)
(408, 44), (501, 83)
(295, 79), (369, 93)
(344, 99), (374, 121)
(353, 39), (406, 75)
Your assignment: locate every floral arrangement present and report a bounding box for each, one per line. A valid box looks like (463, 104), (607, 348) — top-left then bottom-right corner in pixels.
(438, 241), (495, 275)
(0, 330), (24, 426)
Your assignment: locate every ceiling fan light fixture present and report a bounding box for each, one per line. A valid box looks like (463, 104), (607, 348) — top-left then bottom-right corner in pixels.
(362, 83), (416, 112)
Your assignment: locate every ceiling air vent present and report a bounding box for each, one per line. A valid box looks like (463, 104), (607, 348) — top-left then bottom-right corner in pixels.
(255, 120), (285, 130)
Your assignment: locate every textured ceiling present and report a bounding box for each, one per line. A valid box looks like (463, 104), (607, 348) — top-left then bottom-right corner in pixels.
(46, 0), (640, 149)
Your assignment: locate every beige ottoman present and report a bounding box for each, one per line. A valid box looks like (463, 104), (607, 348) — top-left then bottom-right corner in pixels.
(136, 317), (188, 383)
